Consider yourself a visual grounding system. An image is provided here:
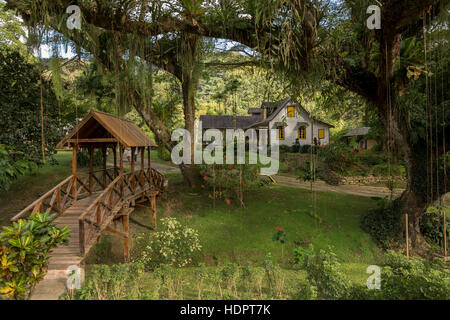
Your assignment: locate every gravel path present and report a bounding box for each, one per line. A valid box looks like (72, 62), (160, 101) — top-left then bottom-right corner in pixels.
(273, 175), (405, 198)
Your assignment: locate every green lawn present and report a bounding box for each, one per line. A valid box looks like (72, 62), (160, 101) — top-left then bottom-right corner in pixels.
(157, 181), (380, 264)
(121, 173), (382, 286)
(82, 174), (383, 299)
(0, 151), (73, 226)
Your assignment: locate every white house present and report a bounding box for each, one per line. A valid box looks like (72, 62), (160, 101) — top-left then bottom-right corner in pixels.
(200, 97), (334, 146)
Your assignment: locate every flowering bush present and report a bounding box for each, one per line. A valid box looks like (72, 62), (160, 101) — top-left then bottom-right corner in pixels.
(135, 218), (202, 269)
(316, 141), (361, 174)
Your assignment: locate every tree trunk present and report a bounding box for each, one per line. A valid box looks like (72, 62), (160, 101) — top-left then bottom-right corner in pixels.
(179, 34), (202, 188)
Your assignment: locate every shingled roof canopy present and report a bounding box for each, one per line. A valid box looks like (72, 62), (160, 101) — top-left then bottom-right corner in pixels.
(200, 115), (263, 130)
(57, 109), (157, 148)
(343, 127), (371, 137)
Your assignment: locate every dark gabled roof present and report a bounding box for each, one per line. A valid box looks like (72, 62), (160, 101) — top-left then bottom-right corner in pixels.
(57, 109), (158, 148)
(343, 127), (371, 137)
(247, 97), (334, 129)
(200, 115), (261, 129)
(248, 108), (263, 114)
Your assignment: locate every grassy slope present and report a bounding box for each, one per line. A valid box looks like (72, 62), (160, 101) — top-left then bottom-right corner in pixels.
(126, 173), (383, 290)
(0, 151), (73, 226)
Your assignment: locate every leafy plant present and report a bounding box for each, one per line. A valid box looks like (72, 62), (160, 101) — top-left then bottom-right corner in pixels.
(272, 227), (287, 258)
(0, 212), (70, 299)
(380, 251), (450, 300)
(361, 198), (402, 247)
(298, 245), (351, 300)
(0, 144), (36, 191)
(221, 263), (240, 297)
(70, 263), (151, 300)
(421, 205), (449, 249)
(135, 217), (202, 269)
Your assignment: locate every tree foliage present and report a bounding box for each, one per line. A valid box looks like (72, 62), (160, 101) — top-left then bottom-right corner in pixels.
(0, 47), (62, 163)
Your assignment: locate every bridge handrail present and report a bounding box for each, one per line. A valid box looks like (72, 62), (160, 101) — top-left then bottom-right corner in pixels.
(11, 175), (75, 222)
(78, 175), (122, 221)
(78, 167), (165, 256)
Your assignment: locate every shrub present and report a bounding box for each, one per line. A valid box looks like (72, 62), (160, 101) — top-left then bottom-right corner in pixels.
(291, 144), (301, 153)
(158, 147), (171, 162)
(380, 251), (450, 299)
(361, 199), (402, 247)
(279, 145), (291, 154)
(420, 205), (449, 248)
(72, 263), (151, 300)
(295, 247), (450, 300)
(300, 145), (312, 154)
(135, 217), (202, 269)
(221, 263), (240, 297)
(154, 264), (185, 299)
(194, 263), (209, 299)
(298, 246), (351, 300)
(0, 212), (70, 299)
(294, 278), (318, 300)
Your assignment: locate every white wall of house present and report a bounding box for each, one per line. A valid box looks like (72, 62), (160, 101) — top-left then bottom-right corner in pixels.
(268, 103), (331, 146)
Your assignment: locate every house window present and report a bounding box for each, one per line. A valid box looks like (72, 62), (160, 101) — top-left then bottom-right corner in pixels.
(298, 126), (306, 140)
(318, 129), (325, 139)
(278, 127), (285, 140)
(287, 106), (295, 118)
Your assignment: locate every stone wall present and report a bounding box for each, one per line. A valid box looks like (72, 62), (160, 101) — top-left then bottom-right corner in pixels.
(339, 175), (406, 185)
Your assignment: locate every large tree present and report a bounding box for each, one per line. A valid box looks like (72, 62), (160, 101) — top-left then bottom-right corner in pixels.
(6, 0), (449, 250)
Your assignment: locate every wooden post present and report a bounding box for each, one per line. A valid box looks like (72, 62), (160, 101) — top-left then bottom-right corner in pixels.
(151, 195), (157, 229)
(113, 145), (117, 178)
(89, 145), (94, 194)
(119, 145), (124, 197)
(148, 146), (151, 169)
(79, 220), (85, 256)
(57, 187), (61, 215)
(131, 147), (136, 191)
(140, 147), (145, 186)
(444, 212), (447, 261)
(72, 144), (78, 200)
(102, 145), (107, 187)
(405, 214), (409, 258)
(123, 215), (130, 262)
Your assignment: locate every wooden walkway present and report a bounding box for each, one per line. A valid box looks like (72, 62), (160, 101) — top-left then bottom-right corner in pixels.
(49, 195), (97, 271)
(11, 167), (165, 300)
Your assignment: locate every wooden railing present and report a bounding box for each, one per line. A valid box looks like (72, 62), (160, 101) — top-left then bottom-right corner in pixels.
(78, 168), (165, 256)
(10, 168), (119, 222)
(11, 175), (77, 222)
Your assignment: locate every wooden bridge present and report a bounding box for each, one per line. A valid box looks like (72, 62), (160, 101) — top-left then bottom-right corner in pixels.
(11, 110), (166, 278)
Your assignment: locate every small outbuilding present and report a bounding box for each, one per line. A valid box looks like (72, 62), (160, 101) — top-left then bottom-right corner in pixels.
(342, 127), (377, 150)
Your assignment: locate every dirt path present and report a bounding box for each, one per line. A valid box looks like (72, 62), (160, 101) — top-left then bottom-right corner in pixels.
(273, 175), (405, 198)
(113, 159), (405, 199)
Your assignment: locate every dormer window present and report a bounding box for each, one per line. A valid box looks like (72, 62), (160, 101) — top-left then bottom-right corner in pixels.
(287, 106), (295, 117)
